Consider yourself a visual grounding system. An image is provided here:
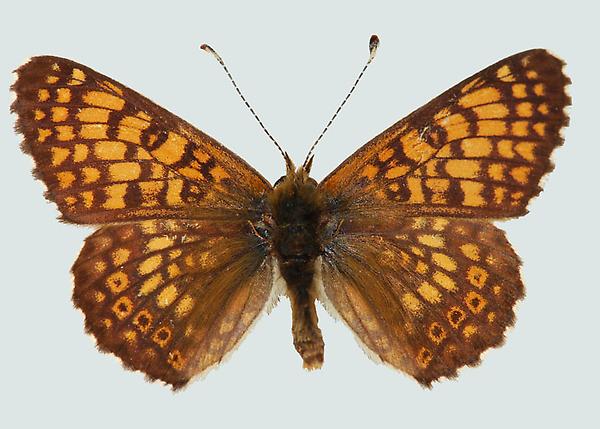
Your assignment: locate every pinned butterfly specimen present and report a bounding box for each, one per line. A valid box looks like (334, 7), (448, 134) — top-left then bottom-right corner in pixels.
(11, 35), (570, 389)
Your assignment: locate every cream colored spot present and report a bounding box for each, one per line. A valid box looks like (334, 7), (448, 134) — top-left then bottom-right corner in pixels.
(510, 166), (531, 184)
(81, 191), (93, 208)
(515, 142), (536, 161)
(73, 144), (88, 162)
(512, 84), (527, 98)
(378, 147), (394, 162)
(101, 80), (124, 95)
(140, 273), (163, 295)
(512, 121), (529, 136)
(138, 255), (163, 275)
(166, 179), (184, 206)
(467, 266), (488, 288)
(401, 130), (436, 162)
(496, 65), (514, 81)
(445, 122), (470, 141)
(55, 125), (75, 141)
(51, 106), (68, 122)
(463, 325), (477, 338)
(406, 178), (425, 204)
(82, 167), (100, 184)
(433, 271), (457, 291)
(460, 243), (480, 261)
(432, 218), (448, 231)
(417, 234), (444, 248)
(402, 293), (423, 313)
(533, 83), (545, 96)
(497, 139), (515, 158)
(416, 261), (428, 274)
(38, 89), (50, 102)
(533, 122), (546, 136)
(80, 124), (108, 139)
(151, 133), (187, 165)
(64, 196), (77, 206)
(175, 295), (194, 318)
(385, 165), (410, 179)
(211, 165), (230, 182)
(111, 296), (133, 320)
(517, 102), (533, 117)
(56, 171), (76, 189)
(157, 284), (178, 308)
(459, 87), (501, 108)
(473, 103), (509, 119)
(56, 87), (71, 103)
(106, 271), (129, 294)
(460, 137), (492, 157)
(109, 162), (142, 181)
(34, 109), (45, 120)
(488, 163), (505, 181)
(477, 120), (507, 136)
(432, 253), (457, 272)
(461, 77), (482, 93)
(72, 68), (86, 81)
(51, 147), (70, 166)
(83, 91), (125, 110)
(118, 126), (141, 144)
(445, 159), (480, 179)
(37, 128), (52, 142)
(103, 183), (128, 209)
(417, 282), (442, 303)
(77, 107), (110, 123)
(493, 187), (506, 204)
(147, 236), (175, 252)
(460, 180), (485, 207)
(94, 141), (127, 160)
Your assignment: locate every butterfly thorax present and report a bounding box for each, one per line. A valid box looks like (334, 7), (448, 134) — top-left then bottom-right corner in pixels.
(268, 167), (325, 369)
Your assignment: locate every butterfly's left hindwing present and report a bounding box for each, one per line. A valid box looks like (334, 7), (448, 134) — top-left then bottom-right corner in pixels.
(11, 56), (271, 224)
(72, 219), (274, 388)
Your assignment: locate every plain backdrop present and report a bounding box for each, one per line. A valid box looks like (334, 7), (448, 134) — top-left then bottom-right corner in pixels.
(2, 1), (598, 428)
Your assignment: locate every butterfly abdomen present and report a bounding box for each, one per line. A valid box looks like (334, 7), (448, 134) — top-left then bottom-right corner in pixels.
(268, 168), (325, 369)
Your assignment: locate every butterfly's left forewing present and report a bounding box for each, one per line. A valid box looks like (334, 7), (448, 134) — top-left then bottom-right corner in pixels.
(12, 56), (275, 387)
(12, 56), (271, 224)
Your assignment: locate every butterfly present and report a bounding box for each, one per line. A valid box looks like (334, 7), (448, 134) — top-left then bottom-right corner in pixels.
(11, 37), (570, 389)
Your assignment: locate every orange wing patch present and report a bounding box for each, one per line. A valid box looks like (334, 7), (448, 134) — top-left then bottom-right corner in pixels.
(12, 56), (271, 224)
(320, 49), (570, 219)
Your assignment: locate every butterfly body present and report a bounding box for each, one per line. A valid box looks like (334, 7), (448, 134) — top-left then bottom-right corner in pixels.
(11, 48), (569, 389)
(267, 163), (325, 368)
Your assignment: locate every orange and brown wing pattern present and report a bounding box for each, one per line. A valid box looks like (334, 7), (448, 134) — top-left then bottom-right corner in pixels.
(320, 49), (570, 218)
(72, 219), (274, 388)
(11, 56), (271, 224)
(319, 217), (523, 385)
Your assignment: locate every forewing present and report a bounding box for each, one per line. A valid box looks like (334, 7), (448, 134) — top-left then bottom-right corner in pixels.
(72, 219), (274, 388)
(12, 56), (271, 224)
(319, 217), (523, 385)
(320, 49), (569, 218)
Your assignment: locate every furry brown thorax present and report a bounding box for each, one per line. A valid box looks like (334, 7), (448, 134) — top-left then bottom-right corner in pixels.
(267, 161), (325, 369)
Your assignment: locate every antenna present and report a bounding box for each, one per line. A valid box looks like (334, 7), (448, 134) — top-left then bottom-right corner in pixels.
(302, 35), (380, 170)
(200, 43), (288, 163)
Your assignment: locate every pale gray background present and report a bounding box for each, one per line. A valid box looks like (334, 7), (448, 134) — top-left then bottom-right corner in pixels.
(1, 1), (598, 427)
